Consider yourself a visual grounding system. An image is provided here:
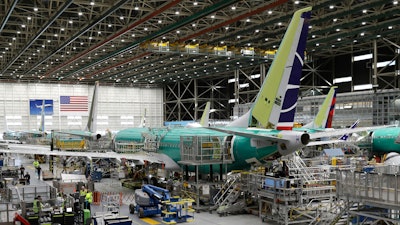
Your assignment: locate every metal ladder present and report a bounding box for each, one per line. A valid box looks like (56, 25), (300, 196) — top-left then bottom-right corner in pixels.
(211, 173), (241, 209)
(288, 152), (316, 183)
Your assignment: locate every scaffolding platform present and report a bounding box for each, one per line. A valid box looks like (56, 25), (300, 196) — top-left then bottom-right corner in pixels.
(178, 135), (233, 166)
(336, 166), (400, 224)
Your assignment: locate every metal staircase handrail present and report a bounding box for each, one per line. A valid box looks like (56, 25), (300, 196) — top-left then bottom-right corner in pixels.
(289, 153), (316, 183)
(212, 173), (240, 206)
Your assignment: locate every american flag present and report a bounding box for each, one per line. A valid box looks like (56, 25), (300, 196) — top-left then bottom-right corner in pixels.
(60, 96), (88, 112)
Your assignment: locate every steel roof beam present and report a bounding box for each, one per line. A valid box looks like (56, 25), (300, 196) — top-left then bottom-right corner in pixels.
(0, 0), (18, 34)
(62, 0), (239, 80)
(0, 0), (74, 75)
(25, 0), (132, 75)
(179, 0), (288, 43)
(44, 0), (183, 79)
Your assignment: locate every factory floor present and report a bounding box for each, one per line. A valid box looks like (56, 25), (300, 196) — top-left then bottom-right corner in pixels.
(10, 154), (271, 225)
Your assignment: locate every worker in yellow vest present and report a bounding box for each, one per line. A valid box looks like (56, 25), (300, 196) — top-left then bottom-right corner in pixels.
(33, 195), (44, 215)
(85, 191), (93, 211)
(79, 186), (87, 197)
(33, 160), (40, 178)
(33, 160), (40, 168)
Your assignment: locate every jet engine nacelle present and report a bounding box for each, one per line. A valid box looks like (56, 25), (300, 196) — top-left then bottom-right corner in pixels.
(88, 133), (102, 140)
(277, 131), (310, 156)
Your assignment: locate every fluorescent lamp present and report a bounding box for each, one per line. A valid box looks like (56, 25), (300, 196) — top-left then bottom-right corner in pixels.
(121, 122), (134, 125)
(121, 116), (133, 119)
(343, 104), (352, 109)
(67, 122), (82, 125)
(228, 78), (238, 83)
(8, 122), (22, 126)
(353, 53), (372, 62)
(333, 76), (352, 84)
(228, 99), (237, 103)
(239, 83), (249, 88)
(353, 84), (373, 91)
(6, 116), (22, 119)
(250, 74), (260, 79)
(372, 60), (395, 69)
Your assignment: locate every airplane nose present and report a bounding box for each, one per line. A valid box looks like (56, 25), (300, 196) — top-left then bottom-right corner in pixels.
(301, 132), (310, 145)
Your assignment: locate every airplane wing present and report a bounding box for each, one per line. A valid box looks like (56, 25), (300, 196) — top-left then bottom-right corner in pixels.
(54, 130), (100, 139)
(307, 139), (345, 146)
(207, 127), (297, 142)
(2, 144), (180, 170)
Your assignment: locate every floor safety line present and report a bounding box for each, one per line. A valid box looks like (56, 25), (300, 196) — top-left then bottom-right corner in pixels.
(140, 218), (161, 225)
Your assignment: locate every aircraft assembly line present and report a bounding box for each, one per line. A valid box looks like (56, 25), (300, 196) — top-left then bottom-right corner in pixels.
(0, 1), (400, 225)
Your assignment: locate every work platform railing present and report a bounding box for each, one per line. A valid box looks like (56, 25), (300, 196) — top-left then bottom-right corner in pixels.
(336, 167), (400, 208)
(179, 135), (233, 165)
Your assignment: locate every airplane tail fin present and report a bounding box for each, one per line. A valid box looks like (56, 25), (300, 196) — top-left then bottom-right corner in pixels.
(39, 100), (45, 132)
(85, 81), (99, 133)
(139, 108), (147, 128)
(303, 86), (337, 129)
(339, 119), (360, 141)
(199, 102), (211, 127)
(250, 7), (312, 130)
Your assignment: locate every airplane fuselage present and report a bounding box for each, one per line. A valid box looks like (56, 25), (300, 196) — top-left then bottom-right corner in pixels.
(114, 126), (306, 174)
(371, 127), (400, 153)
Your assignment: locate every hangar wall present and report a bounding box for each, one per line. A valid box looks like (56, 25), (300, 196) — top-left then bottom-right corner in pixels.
(0, 83), (164, 133)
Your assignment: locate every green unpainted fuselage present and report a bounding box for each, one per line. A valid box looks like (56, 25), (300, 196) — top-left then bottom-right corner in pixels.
(114, 127), (283, 173)
(371, 127), (400, 153)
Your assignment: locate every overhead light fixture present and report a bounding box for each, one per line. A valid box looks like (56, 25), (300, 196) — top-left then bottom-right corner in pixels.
(353, 53), (372, 62)
(250, 74), (260, 79)
(373, 60), (396, 68)
(354, 84), (373, 91)
(228, 78), (238, 83)
(333, 76), (352, 84)
(239, 83), (249, 89)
